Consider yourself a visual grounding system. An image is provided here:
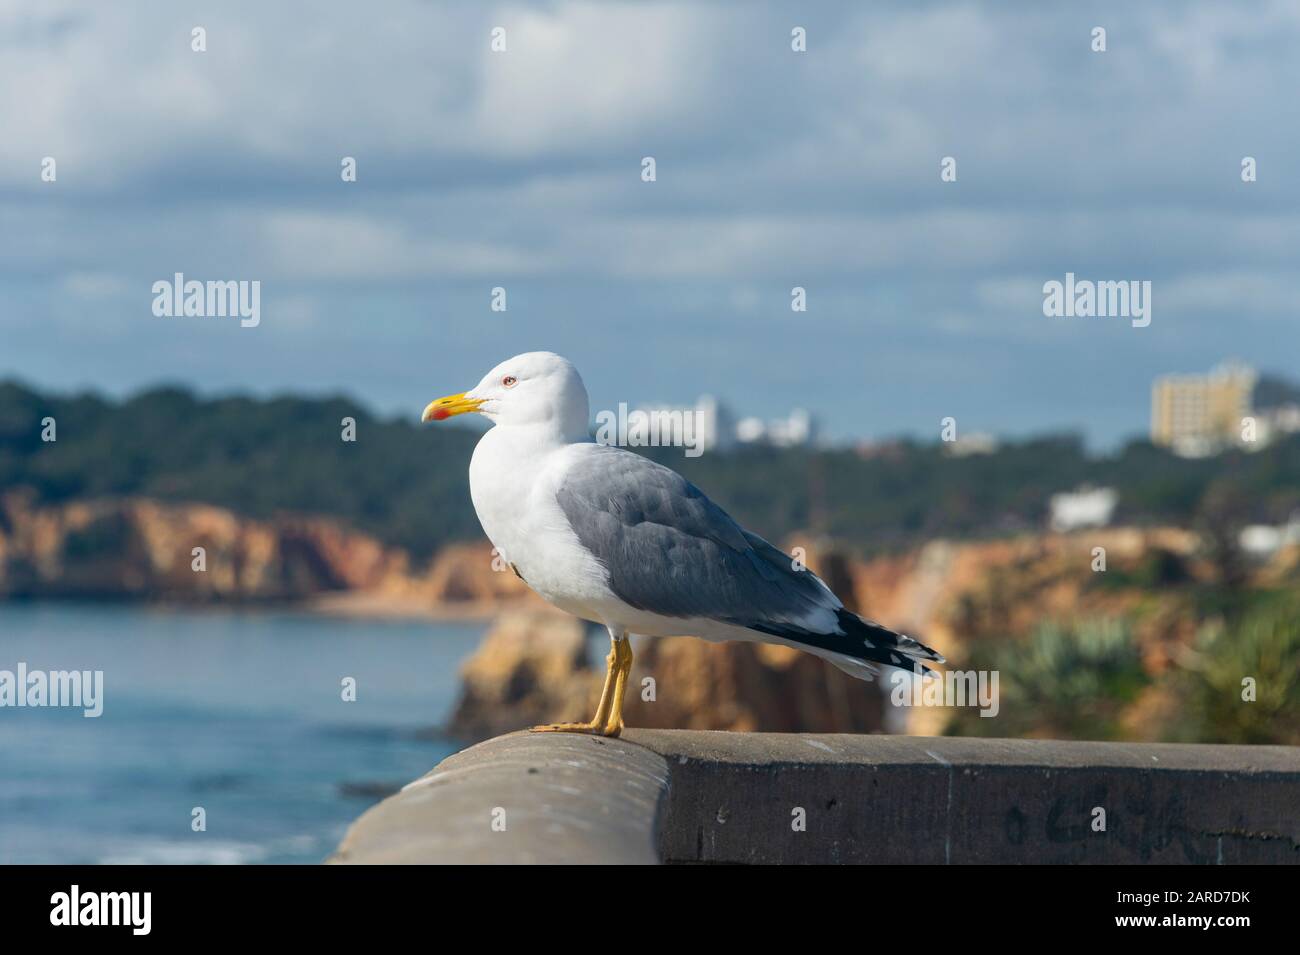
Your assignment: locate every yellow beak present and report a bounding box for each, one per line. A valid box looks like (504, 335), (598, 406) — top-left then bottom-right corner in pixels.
(422, 392), (484, 422)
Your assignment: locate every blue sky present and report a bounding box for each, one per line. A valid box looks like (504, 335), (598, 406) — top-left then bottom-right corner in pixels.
(1, 1), (1298, 446)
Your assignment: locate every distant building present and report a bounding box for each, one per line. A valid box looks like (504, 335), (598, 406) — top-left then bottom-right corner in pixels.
(623, 394), (734, 453)
(621, 397), (815, 451)
(1254, 402), (1300, 447)
(691, 395), (733, 452)
(1239, 514), (1300, 559)
(1151, 361), (1257, 457)
(1049, 486), (1119, 532)
(735, 408), (816, 448)
(944, 432), (999, 457)
(854, 438), (907, 461)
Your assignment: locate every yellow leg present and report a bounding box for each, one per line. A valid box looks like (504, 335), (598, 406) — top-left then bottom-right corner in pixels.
(531, 632), (628, 736)
(602, 637), (633, 737)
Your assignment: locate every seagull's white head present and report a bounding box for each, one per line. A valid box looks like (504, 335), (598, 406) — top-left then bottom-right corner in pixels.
(422, 351), (590, 438)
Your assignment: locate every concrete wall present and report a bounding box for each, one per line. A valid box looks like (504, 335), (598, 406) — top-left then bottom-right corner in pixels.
(331, 731), (1300, 864)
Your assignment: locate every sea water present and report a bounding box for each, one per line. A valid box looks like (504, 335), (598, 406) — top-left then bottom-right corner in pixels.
(0, 602), (485, 864)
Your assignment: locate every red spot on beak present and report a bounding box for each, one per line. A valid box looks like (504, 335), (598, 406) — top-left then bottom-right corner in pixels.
(431, 408), (450, 421)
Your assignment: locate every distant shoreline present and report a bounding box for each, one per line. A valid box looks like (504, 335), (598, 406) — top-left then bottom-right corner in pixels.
(0, 592), (525, 625)
(305, 591), (529, 623)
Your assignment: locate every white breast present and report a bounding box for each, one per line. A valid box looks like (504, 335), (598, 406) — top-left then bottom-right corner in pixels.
(469, 429), (615, 622)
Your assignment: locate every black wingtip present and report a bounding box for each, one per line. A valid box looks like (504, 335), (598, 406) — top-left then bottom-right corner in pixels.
(834, 609), (945, 674)
(748, 610), (945, 677)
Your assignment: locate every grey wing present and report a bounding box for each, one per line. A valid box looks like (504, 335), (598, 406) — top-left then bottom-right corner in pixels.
(555, 446), (842, 633)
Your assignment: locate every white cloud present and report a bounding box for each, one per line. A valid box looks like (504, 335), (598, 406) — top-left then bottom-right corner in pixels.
(258, 210), (541, 279)
(3, 0), (1300, 445)
(470, 3), (727, 155)
(61, 271), (130, 300)
(1159, 270), (1300, 314)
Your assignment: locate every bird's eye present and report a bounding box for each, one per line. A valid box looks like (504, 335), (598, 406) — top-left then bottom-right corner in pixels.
(502, 375), (518, 387)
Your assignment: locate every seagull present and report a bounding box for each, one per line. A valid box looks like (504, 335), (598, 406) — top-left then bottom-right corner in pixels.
(423, 352), (943, 737)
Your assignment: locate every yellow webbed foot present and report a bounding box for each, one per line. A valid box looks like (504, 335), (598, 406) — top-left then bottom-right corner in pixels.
(529, 632), (632, 738)
(529, 721), (605, 735)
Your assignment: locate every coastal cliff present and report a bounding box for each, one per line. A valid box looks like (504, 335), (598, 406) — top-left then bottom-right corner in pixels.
(4, 491), (1295, 742)
(445, 542), (891, 737)
(0, 492), (540, 610)
(0, 491), (405, 601)
(445, 609), (890, 738)
(443, 530), (1300, 740)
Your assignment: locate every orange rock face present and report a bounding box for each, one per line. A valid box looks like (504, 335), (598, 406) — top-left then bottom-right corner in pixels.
(0, 492), (408, 602)
(445, 611), (888, 740)
(621, 635), (887, 733)
(417, 542), (535, 605)
(442, 529), (1285, 739)
(6, 490), (1287, 739)
(445, 610), (596, 739)
(445, 540), (890, 739)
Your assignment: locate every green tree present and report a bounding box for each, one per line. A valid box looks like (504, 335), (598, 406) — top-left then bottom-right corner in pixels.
(946, 619), (1149, 740)
(1175, 608), (1300, 745)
